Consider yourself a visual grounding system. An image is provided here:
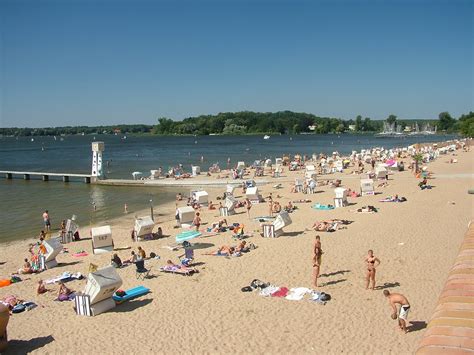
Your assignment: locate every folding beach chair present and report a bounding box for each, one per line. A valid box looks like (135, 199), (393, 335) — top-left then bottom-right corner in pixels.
(135, 259), (152, 280)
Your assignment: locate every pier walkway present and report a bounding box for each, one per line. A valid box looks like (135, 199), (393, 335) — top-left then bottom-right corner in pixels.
(0, 170), (92, 183)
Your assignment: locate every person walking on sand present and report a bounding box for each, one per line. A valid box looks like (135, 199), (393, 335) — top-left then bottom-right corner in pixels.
(365, 249), (380, 290)
(245, 198), (252, 218)
(383, 290), (411, 333)
(312, 235), (323, 287)
(193, 212), (201, 232)
(42, 210), (51, 231)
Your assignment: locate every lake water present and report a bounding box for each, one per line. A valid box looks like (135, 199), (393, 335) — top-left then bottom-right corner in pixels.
(0, 133), (456, 243)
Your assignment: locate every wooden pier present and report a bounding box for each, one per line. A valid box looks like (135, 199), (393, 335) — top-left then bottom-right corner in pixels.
(0, 170), (92, 183)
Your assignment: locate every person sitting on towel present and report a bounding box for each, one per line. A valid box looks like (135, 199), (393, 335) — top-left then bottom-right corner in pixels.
(18, 258), (34, 274)
(111, 253), (123, 268)
(37, 280), (48, 295)
(57, 282), (74, 301)
(123, 251), (138, 264)
(137, 246), (147, 260)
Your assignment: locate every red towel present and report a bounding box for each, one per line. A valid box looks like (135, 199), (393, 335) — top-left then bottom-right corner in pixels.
(271, 287), (289, 297)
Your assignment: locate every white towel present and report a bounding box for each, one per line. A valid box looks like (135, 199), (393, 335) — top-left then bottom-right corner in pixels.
(285, 287), (311, 301)
(259, 285), (280, 297)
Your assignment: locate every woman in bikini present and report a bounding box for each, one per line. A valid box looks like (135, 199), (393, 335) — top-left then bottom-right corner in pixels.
(365, 249), (381, 290)
(312, 236), (323, 287)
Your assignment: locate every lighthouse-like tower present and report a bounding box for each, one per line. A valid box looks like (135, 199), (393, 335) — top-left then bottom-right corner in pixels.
(91, 142), (105, 181)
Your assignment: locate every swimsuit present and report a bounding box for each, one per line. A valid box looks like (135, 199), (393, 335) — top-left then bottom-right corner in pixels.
(399, 305), (410, 320)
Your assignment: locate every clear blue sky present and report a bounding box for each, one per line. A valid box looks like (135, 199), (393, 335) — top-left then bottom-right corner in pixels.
(1, 0), (472, 128)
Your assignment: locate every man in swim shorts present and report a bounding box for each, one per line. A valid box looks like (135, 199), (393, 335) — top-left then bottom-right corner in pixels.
(383, 290), (411, 333)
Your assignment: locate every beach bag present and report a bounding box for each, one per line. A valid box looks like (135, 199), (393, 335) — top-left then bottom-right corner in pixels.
(241, 286), (253, 292)
(12, 304), (26, 313)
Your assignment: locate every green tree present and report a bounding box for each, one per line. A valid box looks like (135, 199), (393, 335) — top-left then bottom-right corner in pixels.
(438, 112), (455, 131)
(459, 111), (474, 137)
(355, 115), (363, 131)
(386, 114), (397, 125)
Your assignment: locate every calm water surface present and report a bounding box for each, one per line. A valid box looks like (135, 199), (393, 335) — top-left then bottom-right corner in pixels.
(0, 134), (456, 242)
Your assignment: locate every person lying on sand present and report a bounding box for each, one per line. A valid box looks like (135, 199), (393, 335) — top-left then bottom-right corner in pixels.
(350, 206), (378, 213)
(164, 259), (193, 272)
(204, 246), (236, 256)
(311, 219), (350, 232)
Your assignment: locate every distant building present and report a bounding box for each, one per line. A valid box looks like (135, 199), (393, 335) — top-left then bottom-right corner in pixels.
(308, 125), (316, 131)
(348, 125), (356, 131)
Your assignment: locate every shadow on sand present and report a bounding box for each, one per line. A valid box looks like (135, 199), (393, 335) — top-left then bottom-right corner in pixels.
(408, 321), (427, 333)
(6, 335), (55, 354)
(374, 282), (401, 290)
(111, 298), (153, 313)
(320, 270), (351, 278)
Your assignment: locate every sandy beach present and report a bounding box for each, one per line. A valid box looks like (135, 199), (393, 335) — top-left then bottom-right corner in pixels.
(1, 144), (473, 354)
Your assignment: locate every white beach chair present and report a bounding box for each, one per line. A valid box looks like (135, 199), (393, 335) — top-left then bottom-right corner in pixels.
(271, 211), (292, 237)
(334, 187), (348, 208)
(178, 206), (195, 228)
(75, 266), (123, 316)
(41, 237), (63, 269)
(192, 166), (201, 176)
(246, 186), (262, 203)
(134, 216), (155, 241)
(360, 179), (375, 196)
(91, 226), (114, 254)
(192, 190), (209, 205)
(224, 195), (237, 214)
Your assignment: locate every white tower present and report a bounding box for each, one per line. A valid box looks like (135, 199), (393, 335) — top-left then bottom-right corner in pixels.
(91, 142), (105, 180)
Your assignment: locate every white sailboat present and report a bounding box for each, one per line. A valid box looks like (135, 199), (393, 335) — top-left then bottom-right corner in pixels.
(263, 135), (270, 140)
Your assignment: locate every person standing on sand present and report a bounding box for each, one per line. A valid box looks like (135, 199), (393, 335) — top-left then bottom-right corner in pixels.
(193, 212), (201, 232)
(245, 198), (252, 218)
(365, 250), (380, 290)
(384, 290), (411, 333)
(312, 235), (323, 287)
(42, 210), (51, 231)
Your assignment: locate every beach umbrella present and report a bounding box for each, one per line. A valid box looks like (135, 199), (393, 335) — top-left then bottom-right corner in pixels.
(175, 230), (202, 243)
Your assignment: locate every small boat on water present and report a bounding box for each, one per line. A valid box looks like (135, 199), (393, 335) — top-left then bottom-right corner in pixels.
(263, 135), (270, 140)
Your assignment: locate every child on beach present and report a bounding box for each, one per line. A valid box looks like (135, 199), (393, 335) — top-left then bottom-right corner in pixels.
(37, 280), (48, 295)
(193, 212), (201, 231)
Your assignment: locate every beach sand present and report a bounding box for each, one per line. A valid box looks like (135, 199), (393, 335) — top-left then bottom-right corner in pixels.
(1, 147), (473, 354)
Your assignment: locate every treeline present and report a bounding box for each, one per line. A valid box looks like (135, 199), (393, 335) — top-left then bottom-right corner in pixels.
(0, 124), (153, 137)
(153, 111), (384, 135)
(1, 111), (472, 137)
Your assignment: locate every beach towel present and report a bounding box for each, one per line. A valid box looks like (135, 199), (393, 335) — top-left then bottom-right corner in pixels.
(271, 287), (289, 297)
(56, 293), (76, 302)
(45, 272), (83, 285)
(175, 230), (202, 243)
(285, 287), (311, 301)
(380, 197), (407, 203)
(259, 285), (280, 297)
(312, 204), (335, 210)
(113, 286), (150, 303)
(72, 252), (88, 257)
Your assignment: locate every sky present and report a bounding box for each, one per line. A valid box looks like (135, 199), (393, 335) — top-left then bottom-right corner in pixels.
(0, 0), (472, 128)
